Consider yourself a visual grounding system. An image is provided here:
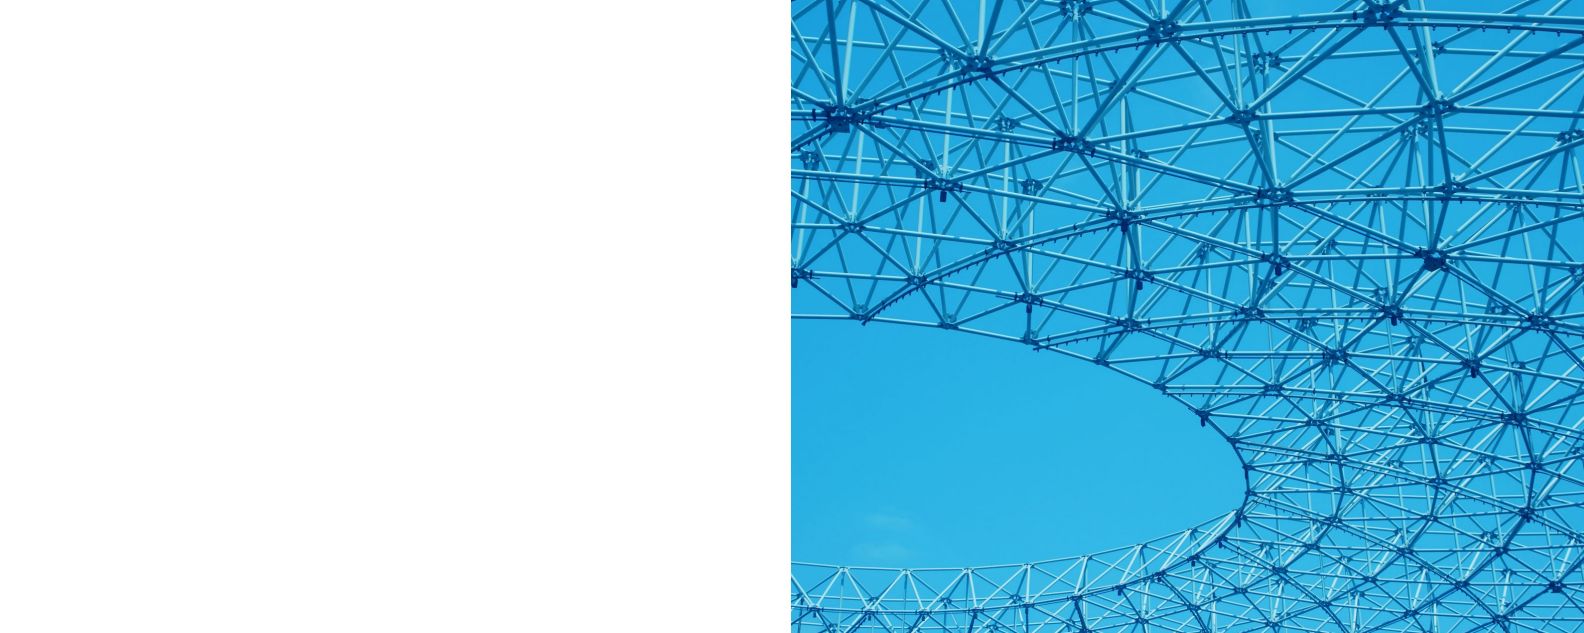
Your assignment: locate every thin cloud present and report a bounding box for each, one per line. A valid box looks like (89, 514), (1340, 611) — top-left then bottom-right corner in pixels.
(853, 542), (912, 562)
(862, 512), (914, 531)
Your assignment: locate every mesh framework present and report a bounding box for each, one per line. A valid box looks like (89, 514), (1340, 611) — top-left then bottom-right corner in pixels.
(791, 0), (1584, 631)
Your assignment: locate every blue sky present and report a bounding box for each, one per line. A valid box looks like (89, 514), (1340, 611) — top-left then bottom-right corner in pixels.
(793, 319), (1244, 567)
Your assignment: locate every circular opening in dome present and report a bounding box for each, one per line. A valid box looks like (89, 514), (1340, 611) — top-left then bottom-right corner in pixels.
(794, 320), (1244, 568)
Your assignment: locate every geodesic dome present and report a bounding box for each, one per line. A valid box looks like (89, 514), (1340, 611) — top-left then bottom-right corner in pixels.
(791, 1), (1584, 631)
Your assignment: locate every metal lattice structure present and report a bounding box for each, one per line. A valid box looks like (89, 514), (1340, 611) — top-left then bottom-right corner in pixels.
(790, 0), (1584, 630)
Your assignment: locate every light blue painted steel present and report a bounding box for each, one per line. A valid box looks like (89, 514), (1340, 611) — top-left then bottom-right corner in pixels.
(792, 1), (1584, 630)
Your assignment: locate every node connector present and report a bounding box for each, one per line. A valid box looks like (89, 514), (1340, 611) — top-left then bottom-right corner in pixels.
(1360, 0), (1404, 24)
(922, 177), (964, 201)
(1433, 180), (1466, 198)
(1145, 19), (1180, 43)
(1123, 268), (1153, 290)
(953, 54), (994, 76)
(1402, 118), (1432, 141)
(1380, 305), (1404, 326)
(820, 104), (862, 133)
(1058, 0), (1091, 19)
(1104, 207), (1139, 231)
(1249, 51), (1283, 73)
(1052, 130), (1095, 155)
(1260, 252), (1289, 275)
(1522, 312), (1556, 331)
(1014, 291), (1044, 314)
(1415, 248), (1448, 271)
(1254, 186), (1293, 206)
(1420, 98), (1456, 119)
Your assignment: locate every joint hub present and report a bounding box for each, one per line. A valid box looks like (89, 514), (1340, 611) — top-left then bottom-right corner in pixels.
(819, 104), (862, 133)
(1052, 131), (1095, 155)
(1360, 1), (1404, 24)
(1254, 186), (1293, 206)
(1415, 248), (1448, 271)
(1145, 19), (1180, 43)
